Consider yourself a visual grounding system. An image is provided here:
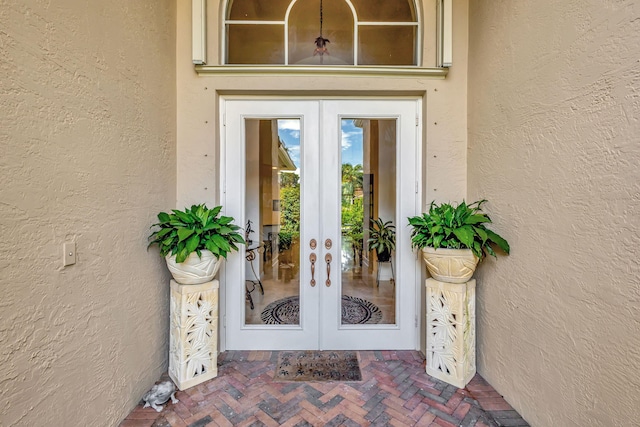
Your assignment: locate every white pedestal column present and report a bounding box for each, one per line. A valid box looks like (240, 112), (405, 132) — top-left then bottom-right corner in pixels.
(425, 278), (476, 388)
(169, 279), (219, 390)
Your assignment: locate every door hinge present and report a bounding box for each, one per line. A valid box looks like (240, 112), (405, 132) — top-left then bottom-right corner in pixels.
(416, 115), (419, 126)
(415, 181), (419, 194)
(415, 315), (419, 328)
(223, 315), (226, 327)
(223, 113), (226, 126)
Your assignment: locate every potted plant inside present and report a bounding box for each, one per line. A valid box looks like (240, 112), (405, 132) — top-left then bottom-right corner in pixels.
(148, 204), (245, 285)
(407, 199), (509, 283)
(367, 218), (396, 262)
(349, 228), (364, 267)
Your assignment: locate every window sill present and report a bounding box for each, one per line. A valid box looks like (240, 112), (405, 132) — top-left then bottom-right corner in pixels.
(194, 65), (448, 79)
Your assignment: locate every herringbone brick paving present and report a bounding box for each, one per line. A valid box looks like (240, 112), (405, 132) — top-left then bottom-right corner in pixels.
(121, 351), (529, 427)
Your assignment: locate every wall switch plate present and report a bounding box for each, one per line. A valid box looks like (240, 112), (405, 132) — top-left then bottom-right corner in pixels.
(63, 242), (76, 266)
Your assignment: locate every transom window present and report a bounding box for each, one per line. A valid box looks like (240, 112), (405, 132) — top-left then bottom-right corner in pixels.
(224, 0), (419, 66)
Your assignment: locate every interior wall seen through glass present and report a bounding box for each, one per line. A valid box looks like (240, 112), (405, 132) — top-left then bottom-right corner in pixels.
(349, 0), (416, 22)
(226, 0), (418, 66)
(228, 0), (290, 21)
(358, 26), (416, 66)
(288, 0), (354, 65)
(227, 25), (285, 64)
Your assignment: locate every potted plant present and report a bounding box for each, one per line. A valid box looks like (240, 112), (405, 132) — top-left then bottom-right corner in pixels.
(407, 200), (509, 283)
(367, 218), (396, 262)
(343, 223), (364, 266)
(148, 204), (245, 285)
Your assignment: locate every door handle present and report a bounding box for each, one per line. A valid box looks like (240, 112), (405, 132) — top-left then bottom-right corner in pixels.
(310, 253), (317, 287)
(325, 253), (332, 287)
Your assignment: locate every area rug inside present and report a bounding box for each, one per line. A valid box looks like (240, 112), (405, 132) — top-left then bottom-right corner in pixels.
(261, 295), (382, 325)
(275, 351), (362, 381)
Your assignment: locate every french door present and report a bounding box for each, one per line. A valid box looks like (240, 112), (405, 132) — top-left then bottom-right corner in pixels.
(222, 98), (421, 350)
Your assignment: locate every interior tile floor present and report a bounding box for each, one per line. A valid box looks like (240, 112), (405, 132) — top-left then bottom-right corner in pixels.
(121, 351), (529, 427)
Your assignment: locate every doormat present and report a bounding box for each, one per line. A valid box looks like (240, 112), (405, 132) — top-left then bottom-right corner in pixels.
(275, 351), (362, 381)
(261, 295), (382, 325)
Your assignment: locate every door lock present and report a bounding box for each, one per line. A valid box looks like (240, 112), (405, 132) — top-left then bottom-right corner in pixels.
(325, 239), (332, 250)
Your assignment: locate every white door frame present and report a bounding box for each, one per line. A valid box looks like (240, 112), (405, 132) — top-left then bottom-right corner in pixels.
(220, 96), (422, 351)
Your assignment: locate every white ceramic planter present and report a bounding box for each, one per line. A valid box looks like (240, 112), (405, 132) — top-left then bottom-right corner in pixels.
(421, 247), (479, 284)
(165, 250), (222, 285)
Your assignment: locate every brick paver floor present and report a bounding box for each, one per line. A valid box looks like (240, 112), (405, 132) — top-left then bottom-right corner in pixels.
(121, 351), (529, 427)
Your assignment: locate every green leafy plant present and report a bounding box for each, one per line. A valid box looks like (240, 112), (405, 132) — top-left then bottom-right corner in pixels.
(148, 204), (245, 263)
(279, 185), (300, 240)
(348, 230), (364, 252)
(367, 218), (396, 257)
(407, 200), (510, 259)
(278, 231), (293, 252)
(344, 223), (364, 265)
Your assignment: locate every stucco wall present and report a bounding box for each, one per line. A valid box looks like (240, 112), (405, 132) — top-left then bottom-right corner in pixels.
(177, 0), (469, 352)
(0, 1), (176, 426)
(468, 1), (640, 426)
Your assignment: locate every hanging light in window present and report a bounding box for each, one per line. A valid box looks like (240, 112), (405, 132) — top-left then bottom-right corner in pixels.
(313, 0), (330, 64)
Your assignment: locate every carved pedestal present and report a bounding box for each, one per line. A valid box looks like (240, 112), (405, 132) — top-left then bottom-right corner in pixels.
(425, 278), (476, 388)
(169, 279), (218, 390)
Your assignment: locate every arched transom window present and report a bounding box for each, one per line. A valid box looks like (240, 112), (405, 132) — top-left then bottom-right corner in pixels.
(224, 0), (419, 66)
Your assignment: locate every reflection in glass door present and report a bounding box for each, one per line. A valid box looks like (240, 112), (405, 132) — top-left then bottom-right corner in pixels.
(340, 119), (396, 326)
(244, 119), (302, 326)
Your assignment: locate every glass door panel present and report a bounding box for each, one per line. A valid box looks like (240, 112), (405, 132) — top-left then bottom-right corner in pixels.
(340, 119), (397, 326)
(244, 119), (301, 325)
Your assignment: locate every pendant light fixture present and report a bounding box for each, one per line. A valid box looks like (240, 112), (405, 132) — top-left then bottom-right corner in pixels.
(313, 0), (330, 64)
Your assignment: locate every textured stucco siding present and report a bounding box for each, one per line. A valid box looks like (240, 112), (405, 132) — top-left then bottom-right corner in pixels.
(468, 1), (640, 426)
(0, 1), (176, 426)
